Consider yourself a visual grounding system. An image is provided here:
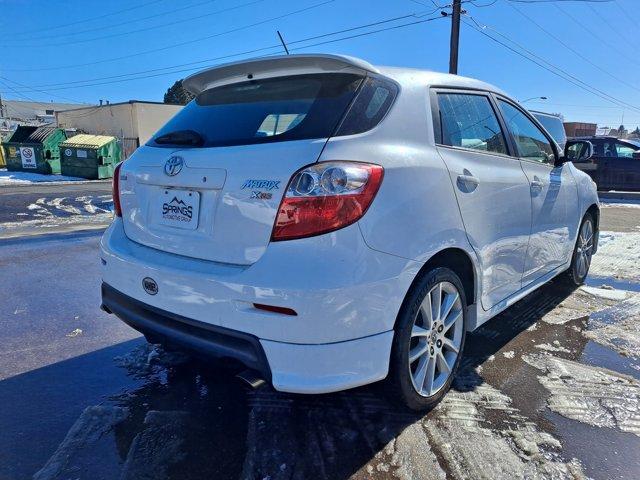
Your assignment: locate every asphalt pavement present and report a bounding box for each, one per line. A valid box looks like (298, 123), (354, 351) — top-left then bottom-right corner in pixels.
(1, 199), (639, 479)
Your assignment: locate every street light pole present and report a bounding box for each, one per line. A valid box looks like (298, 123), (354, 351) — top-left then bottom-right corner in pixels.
(449, 0), (462, 74)
(521, 96), (548, 104)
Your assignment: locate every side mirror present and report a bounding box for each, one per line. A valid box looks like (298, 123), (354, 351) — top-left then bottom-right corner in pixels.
(560, 140), (594, 165)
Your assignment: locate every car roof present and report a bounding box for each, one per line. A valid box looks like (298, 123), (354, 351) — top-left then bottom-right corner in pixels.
(573, 136), (618, 141)
(376, 65), (509, 96)
(529, 110), (562, 119)
(183, 53), (510, 98)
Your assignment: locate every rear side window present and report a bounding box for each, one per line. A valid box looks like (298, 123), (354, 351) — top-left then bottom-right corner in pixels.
(149, 73), (363, 148)
(437, 93), (508, 155)
(615, 142), (636, 159)
(336, 76), (398, 136)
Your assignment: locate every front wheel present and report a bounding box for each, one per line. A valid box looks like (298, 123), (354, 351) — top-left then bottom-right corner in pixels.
(565, 213), (595, 285)
(387, 268), (467, 411)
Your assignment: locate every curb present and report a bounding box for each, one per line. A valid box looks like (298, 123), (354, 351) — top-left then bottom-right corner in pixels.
(598, 191), (640, 201)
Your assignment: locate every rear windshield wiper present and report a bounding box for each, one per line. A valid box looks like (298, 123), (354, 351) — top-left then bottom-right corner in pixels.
(154, 130), (204, 147)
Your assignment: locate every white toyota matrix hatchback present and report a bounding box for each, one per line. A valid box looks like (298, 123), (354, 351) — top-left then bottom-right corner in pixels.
(101, 54), (598, 410)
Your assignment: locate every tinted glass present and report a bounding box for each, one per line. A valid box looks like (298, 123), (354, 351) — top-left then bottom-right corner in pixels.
(437, 93), (507, 155)
(150, 73), (363, 148)
(566, 142), (590, 162)
(593, 140), (616, 157)
(498, 100), (554, 164)
(336, 76), (398, 136)
(532, 113), (566, 148)
(615, 142), (636, 158)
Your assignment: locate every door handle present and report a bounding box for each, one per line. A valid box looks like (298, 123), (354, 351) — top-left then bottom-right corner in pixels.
(456, 173), (479, 193)
(458, 174), (479, 185)
(530, 177), (544, 190)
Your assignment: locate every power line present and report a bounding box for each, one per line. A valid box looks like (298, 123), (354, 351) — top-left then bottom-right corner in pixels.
(586, 2), (637, 49)
(2, 0), (263, 48)
(0, 76), (86, 104)
(1, 12), (439, 92)
(527, 101), (629, 109)
(0, 14), (445, 95)
(613, 0), (636, 19)
(462, 15), (640, 114)
(0, 79), (59, 110)
(507, 2), (640, 94)
(505, 0), (613, 3)
(3, 0), (167, 38)
(1, 0), (336, 72)
(554, 2), (640, 67)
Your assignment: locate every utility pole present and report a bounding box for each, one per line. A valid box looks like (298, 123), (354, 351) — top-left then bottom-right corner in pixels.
(0, 91), (4, 118)
(449, 0), (462, 75)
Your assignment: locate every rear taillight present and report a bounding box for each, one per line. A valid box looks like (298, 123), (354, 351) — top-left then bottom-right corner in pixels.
(112, 162), (123, 217)
(272, 161), (384, 241)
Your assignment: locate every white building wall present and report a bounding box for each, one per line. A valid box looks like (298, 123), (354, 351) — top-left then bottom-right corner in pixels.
(133, 103), (183, 144)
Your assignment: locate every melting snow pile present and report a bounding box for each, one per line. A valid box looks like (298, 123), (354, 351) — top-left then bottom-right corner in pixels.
(0, 169), (84, 185)
(590, 231), (640, 281)
(585, 294), (640, 359)
(524, 353), (640, 437)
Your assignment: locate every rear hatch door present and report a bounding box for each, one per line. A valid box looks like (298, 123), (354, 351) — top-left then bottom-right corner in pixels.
(119, 58), (375, 265)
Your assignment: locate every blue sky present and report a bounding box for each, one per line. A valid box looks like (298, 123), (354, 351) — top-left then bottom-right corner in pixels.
(1, 0), (638, 129)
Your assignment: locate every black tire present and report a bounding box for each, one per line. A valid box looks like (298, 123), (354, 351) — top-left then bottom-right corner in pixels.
(387, 267), (467, 411)
(565, 213), (595, 286)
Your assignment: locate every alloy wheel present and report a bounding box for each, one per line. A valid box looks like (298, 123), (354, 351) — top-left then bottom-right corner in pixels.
(576, 219), (594, 279)
(408, 281), (464, 397)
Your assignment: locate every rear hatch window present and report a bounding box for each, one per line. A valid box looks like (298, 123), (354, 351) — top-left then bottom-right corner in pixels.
(149, 73), (364, 149)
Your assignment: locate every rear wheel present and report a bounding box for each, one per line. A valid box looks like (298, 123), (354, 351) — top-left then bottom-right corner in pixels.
(387, 268), (467, 411)
(565, 213), (595, 285)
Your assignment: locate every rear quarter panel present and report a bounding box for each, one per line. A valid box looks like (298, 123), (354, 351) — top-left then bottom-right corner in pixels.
(321, 73), (476, 271)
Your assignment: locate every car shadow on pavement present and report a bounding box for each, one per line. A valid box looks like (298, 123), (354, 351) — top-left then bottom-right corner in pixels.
(1, 279), (578, 480)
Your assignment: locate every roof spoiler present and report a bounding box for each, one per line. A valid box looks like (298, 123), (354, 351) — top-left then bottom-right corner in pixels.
(182, 54), (379, 95)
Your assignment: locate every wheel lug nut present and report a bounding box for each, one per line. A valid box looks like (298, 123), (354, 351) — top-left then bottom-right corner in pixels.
(437, 339), (442, 348)
(438, 325), (444, 333)
(430, 347), (434, 355)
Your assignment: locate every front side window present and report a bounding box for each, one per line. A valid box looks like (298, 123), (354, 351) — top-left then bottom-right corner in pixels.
(437, 93), (508, 155)
(498, 100), (555, 164)
(615, 142), (636, 159)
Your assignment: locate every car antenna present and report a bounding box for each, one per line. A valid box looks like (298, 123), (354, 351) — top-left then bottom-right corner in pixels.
(277, 30), (290, 55)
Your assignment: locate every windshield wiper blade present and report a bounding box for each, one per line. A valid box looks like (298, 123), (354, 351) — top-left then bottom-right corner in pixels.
(154, 129), (204, 146)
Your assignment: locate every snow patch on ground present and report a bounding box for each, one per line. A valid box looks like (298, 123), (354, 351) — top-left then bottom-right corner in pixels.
(0, 169), (84, 185)
(535, 342), (571, 353)
(542, 288), (611, 325)
(524, 353), (640, 437)
(586, 294), (640, 359)
(114, 344), (189, 378)
(600, 199), (640, 209)
(580, 285), (628, 301)
(0, 212), (113, 234)
(590, 231), (640, 281)
(423, 374), (587, 479)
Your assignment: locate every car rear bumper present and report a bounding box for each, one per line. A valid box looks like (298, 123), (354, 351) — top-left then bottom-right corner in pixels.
(101, 282), (272, 380)
(101, 281), (394, 393)
(100, 219), (417, 393)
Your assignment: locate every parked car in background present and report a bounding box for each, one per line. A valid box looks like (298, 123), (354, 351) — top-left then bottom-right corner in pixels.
(100, 54), (599, 411)
(567, 136), (640, 191)
(531, 111), (567, 149)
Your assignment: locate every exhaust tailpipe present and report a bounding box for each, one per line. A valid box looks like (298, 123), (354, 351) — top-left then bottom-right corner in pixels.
(236, 369), (267, 389)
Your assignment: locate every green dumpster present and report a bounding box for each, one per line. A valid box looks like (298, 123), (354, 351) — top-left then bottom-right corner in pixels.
(59, 134), (121, 179)
(2, 126), (67, 174)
